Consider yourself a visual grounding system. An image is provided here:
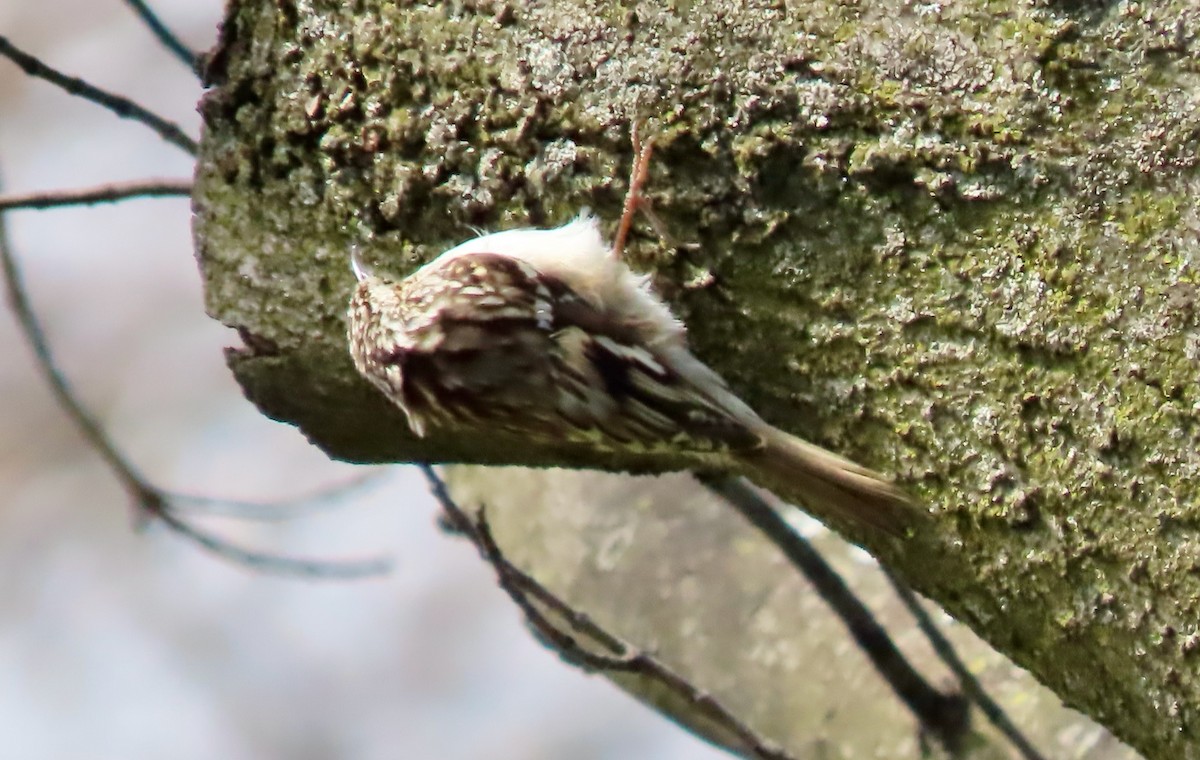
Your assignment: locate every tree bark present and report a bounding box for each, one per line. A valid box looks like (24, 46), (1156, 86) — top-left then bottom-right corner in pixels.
(193, 1), (1200, 757)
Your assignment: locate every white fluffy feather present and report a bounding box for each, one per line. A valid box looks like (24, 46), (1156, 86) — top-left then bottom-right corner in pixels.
(436, 214), (685, 348)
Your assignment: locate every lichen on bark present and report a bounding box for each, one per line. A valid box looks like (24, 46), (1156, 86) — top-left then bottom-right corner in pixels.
(193, 1), (1200, 757)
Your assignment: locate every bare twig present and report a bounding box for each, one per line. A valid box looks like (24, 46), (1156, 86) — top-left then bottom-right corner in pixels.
(0, 196), (387, 579)
(612, 122), (655, 260)
(419, 464), (798, 760)
(170, 470), (388, 521)
(0, 179), (192, 212)
(121, 0), (201, 72)
(884, 570), (1048, 760)
(701, 476), (971, 754)
(0, 35), (197, 155)
(147, 488), (392, 579)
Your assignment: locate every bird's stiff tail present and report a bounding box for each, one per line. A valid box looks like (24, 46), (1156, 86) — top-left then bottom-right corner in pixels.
(742, 427), (919, 538)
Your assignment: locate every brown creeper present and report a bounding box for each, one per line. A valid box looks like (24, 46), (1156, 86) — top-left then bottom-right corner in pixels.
(348, 138), (916, 537)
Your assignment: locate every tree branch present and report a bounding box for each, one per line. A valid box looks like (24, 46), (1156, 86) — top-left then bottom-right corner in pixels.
(0, 189), (385, 579)
(421, 464), (799, 760)
(0, 35), (197, 155)
(702, 477), (971, 754)
(184, 0), (1200, 755)
(121, 0), (201, 73)
(885, 570), (1048, 760)
(0, 179), (191, 212)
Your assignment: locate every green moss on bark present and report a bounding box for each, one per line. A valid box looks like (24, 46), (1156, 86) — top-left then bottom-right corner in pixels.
(194, 1), (1200, 756)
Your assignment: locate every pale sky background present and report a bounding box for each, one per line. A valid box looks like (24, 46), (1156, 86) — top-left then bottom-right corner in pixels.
(0, 3), (731, 758)
(0, 3), (1138, 759)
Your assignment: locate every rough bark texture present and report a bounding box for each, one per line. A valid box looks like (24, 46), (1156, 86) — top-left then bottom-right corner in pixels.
(192, 1), (1200, 758)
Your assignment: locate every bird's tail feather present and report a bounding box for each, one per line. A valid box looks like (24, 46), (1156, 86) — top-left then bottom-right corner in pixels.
(741, 427), (918, 538)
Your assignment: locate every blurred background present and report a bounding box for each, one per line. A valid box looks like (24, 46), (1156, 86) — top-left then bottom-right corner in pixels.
(0, 3), (732, 758)
(0, 3), (1138, 759)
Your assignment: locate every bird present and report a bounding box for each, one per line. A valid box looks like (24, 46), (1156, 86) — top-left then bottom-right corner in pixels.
(347, 130), (917, 537)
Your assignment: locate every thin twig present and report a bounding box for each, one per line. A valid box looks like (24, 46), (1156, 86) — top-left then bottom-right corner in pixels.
(0, 195), (386, 580)
(169, 470), (389, 521)
(147, 489), (392, 579)
(0, 35), (197, 155)
(701, 476), (971, 754)
(885, 570), (1048, 760)
(0, 179), (192, 212)
(419, 464), (797, 760)
(611, 122), (655, 260)
(0, 195), (145, 500)
(121, 0), (201, 73)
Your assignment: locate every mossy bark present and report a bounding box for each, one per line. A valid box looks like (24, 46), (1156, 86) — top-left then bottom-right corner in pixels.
(193, 1), (1200, 757)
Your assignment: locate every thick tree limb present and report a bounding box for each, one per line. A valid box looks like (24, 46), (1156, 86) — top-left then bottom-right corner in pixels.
(192, 1), (1200, 757)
